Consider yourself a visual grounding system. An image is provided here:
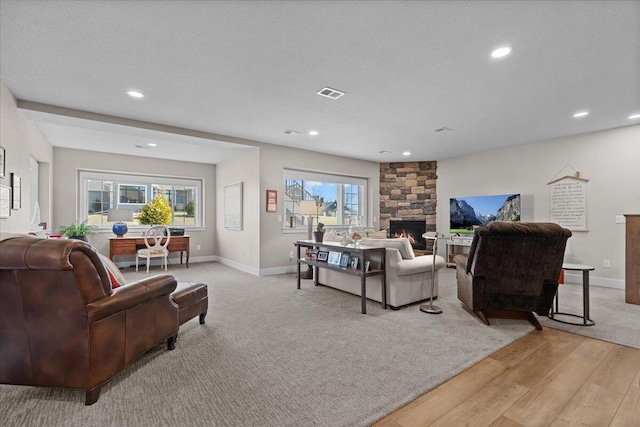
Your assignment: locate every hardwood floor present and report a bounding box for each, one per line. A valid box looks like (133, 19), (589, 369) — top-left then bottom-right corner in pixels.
(374, 328), (640, 427)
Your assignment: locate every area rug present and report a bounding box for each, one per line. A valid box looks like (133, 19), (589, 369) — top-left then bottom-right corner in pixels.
(1, 264), (534, 427)
(539, 281), (640, 349)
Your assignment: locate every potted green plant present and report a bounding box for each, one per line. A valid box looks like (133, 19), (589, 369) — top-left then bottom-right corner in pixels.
(313, 222), (325, 243)
(59, 221), (95, 242)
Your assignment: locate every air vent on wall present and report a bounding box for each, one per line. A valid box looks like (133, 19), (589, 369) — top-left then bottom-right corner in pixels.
(317, 87), (345, 100)
(434, 127), (453, 132)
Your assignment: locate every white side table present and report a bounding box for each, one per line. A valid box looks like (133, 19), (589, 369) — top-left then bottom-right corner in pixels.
(548, 263), (595, 326)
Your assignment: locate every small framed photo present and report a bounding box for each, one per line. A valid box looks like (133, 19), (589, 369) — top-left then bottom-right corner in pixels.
(350, 256), (359, 269)
(339, 252), (351, 268)
(327, 251), (341, 265)
(317, 251), (329, 262)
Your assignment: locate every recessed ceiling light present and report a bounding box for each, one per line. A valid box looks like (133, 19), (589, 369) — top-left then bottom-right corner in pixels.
(402, 151), (411, 156)
(491, 47), (512, 58)
(628, 113), (640, 120)
(573, 111), (589, 118)
(148, 143), (157, 147)
(309, 130), (319, 136)
(126, 90), (144, 98)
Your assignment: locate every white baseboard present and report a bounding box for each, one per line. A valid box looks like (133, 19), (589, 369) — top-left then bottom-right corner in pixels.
(260, 265), (297, 276)
(114, 255), (217, 269)
(564, 272), (624, 290)
(215, 256), (260, 276)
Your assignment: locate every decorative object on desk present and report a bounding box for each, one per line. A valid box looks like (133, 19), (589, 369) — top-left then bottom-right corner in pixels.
(59, 221), (95, 242)
(224, 182), (243, 230)
(107, 208), (134, 237)
(266, 189), (277, 212)
(327, 251), (341, 265)
(349, 216), (364, 247)
(138, 191), (171, 225)
(0, 184), (10, 218)
(10, 173), (21, 209)
(317, 251), (328, 262)
(339, 252), (351, 268)
(420, 232), (443, 314)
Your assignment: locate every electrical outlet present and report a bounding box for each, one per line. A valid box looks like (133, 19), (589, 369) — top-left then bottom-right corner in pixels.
(197, 244), (201, 250)
(289, 251), (294, 259)
(603, 259), (611, 268)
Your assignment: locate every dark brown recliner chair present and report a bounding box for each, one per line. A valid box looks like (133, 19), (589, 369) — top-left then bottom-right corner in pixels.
(454, 222), (571, 330)
(0, 236), (179, 405)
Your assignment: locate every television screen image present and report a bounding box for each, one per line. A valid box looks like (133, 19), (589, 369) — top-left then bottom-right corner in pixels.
(450, 193), (521, 235)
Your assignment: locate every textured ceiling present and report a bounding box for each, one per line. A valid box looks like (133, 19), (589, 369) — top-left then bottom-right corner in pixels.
(1, 1), (639, 163)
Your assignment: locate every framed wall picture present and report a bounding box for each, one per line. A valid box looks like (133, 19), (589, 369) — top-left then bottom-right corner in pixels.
(224, 182), (243, 230)
(0, 146), (5, 179)
(266, 189), (277, 212)
(0, 184), (10, 218)
(11, 173), (21, 209)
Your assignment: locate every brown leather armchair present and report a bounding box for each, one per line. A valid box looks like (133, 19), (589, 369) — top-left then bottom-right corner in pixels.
(454, 222), (571, 330)
(0, 236), (179, 405)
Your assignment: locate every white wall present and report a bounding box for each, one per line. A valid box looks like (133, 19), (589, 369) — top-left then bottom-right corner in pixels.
(0, 81), (53, 234)
(215, 149), (261, 274)
(438, 124), (640, 288)
(258, 143), (380, 274)
(52, 147), (216, 263)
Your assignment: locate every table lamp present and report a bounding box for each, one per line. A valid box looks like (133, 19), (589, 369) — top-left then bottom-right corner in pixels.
(299, 200), (318, 240)
(108, 208), (134, 237)
(420, 232), (443, 314)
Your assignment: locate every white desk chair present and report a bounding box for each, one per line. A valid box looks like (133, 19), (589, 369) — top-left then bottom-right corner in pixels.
(136, 226), (171, 273)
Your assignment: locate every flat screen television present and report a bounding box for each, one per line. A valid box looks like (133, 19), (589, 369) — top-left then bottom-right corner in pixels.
(450, 193), (521, 235)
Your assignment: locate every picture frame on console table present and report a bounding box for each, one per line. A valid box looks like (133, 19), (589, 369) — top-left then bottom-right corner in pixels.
(339, 252), (351, 268)
(327, 251), (341, 265)
(317, 251), (328, 262)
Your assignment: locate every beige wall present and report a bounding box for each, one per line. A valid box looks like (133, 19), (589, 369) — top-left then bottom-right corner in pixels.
(0, 81), (53, 234)
(52, 147), (216, 263)
(438, 124), (640, 288)
(257, 143), (380, 274)
(215, 149), (261, 273)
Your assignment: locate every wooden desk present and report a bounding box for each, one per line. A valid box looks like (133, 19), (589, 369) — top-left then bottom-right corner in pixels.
(109, 235), (190, 267)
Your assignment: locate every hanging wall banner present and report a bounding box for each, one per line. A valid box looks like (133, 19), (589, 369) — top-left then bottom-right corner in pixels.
(548, 175), (588, 231)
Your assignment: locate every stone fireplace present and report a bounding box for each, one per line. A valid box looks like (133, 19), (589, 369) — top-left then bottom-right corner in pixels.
(389, 220), (427, 250)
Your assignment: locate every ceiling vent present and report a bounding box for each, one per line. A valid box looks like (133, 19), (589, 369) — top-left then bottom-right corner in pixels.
(134, 144), (150, 149)
(284, 129), (301, 135)
(434, 127), (453, 132)
(378, 150), (392, 154)
(317, 87), (345, 100)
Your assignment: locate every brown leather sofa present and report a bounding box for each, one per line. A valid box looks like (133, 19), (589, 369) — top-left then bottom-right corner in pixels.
(455, 222), (571, 330)
(0, 236), (179, 405)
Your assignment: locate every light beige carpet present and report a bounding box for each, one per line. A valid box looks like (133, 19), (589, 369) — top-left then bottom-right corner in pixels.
(2, 264), (540, 427)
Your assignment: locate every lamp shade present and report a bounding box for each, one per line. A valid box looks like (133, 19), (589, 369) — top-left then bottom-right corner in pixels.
(107, 209), (134, 237)
(107, 209), (134, 222)
(299, 200), (318, 216)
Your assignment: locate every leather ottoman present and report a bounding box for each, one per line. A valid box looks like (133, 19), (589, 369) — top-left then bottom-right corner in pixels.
(171, 282), (208, 326)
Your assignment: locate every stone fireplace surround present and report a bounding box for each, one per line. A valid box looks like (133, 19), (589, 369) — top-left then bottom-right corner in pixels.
(380, 161), (437, 252)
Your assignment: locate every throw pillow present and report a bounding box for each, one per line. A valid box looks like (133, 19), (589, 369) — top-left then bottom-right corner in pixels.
(98, 253), (126, 288)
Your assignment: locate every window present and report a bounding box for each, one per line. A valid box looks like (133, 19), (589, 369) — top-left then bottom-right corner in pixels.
(79, 171), (203, 229)
(283, 169), (367, 232)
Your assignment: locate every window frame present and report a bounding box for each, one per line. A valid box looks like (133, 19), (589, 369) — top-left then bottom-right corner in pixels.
(282, 169), (367, 234)
(78, 170), (204, 231)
